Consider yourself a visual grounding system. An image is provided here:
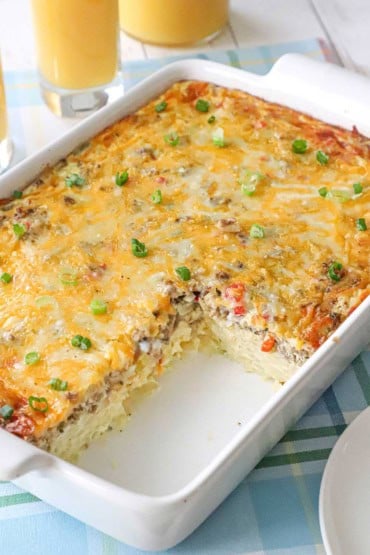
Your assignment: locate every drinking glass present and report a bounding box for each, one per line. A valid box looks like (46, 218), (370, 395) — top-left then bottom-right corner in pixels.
(119, 0), (229, 46)
(31, 0), (122, 118)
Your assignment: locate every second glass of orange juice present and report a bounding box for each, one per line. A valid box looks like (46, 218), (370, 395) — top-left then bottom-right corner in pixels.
(31, 0), (121, 118)
(119, 0), (229, 46)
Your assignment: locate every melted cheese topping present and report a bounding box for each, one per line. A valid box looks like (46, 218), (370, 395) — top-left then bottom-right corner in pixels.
(0, 80), (369, 438)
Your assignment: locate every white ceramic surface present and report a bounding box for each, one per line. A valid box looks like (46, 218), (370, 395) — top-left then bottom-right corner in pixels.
(0, 55), (370, 551)
(319, 407), (370, 555)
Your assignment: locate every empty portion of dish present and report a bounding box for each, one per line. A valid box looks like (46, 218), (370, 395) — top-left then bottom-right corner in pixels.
(0, 80), (368, 461)
(37, 299), (205, 460)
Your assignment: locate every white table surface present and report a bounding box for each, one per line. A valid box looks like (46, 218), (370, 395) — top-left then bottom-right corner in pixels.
(0, 0), (369, 75)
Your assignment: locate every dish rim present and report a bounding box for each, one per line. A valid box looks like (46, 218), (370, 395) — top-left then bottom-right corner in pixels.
(0, 54), (369, 509)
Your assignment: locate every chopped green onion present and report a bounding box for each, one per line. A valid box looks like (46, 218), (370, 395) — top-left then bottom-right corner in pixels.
(195, 99), (210, 113)
(49, 378), (68, 391)
(250, 224), (265, 238)
(241, 182), (256, 196)
(131, 238), (148, 258)
(207, 115), (216, 124)
(0, 272), (12, 284)
(0, 405), (14, 420)
(318, 187), (328, 198)
(28, 396), (48, 413)
(155, 101), (167, 113)
(79, 337), (91, 350)
(90, 299), (107, 315)
(175, 266), (191, 281)
(115, 171), (129, 187)
(292, 139), (308, 154)
(65, 174), (85, 187)
(12, 190), (23, 199)
(164, 132), (180, 147)
(71, 335), (82, 347)
(212, 127), (225, 147)
(327, 189), (351, 203)
(71, 335), (92, 350)
(65, 173), (85, 187)
(151, 189), (162, 204)
(316, 150), (329, 165)
(35, 296), (57, 308)
(353, 182), (363, 194)
(13, 223), (26, 238)
(239, 170), (265, 196)
(328, 261), (343, 282)
(59, 270), (78, 286)
(356, 218), (367, 231)
(25, 352), (40, 365)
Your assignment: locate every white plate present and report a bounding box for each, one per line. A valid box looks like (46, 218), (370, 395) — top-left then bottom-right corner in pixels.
(319, 407), (370, 555)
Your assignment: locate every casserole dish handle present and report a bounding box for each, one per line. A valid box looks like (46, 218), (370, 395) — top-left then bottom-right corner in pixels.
(264, 53), (370, 135)
(0, 429), (55, 480)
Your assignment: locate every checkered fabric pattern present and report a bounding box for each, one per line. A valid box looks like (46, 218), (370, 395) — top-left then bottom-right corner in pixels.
(1, 37), (367, 555)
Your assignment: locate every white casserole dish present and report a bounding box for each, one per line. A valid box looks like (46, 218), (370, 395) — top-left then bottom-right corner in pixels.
(0, 54), (369, 551)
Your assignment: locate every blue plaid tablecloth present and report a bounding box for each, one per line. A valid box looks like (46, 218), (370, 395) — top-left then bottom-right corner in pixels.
(1, 37), (369, 555)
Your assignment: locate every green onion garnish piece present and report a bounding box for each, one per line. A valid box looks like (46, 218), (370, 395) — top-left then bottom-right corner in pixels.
(49, 378), (68, 391)
(25, 352), (40, 365)
(71, 335), (82, 348)
(356, 218), (367, 231)
(0, 272), (12, 284)
(65, 173), (85, 187)
(328, 261), (343, 282)
(35, 296), (56, 308)
(59, 271), (78, 286)
(207, 115), (216, 124)
(195, 99), (210, 113)
(328, 189), (351, 203)
(318, 187), (328, 198)
(292, 139), (308, 154)
(155, 101), (167, 113)
(12, 190), (23, 199)
(249, 224), (265, 238)
(164, 132), (180, 147)
(115, 171), (129, 187)
(71, 335), (92, 350)
(28, 396), (48, 413)
(239, 170), (265, 196)
(131, 238), (148, 258)
(80, 337), (91, 350)
(212, 127), (225, 147)
(0, 405), (14, 419)
(241, 183), (256, 196)
(65, 174), (84, 187)
(316, 150), (329, 165)
(151, 190), (162, 204)
(175, 266), (191, 281)
(90, 299), (107, 315)
(353, 182), (363, 194)
(13, 223), (26, 238)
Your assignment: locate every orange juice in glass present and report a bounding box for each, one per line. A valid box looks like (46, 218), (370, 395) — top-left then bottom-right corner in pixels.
(31, 0), (121, 118)
(119, 0), (229, 46)
(0, 56), (12, 174)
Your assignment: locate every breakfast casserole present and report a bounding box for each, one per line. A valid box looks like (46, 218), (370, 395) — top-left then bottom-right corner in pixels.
(0, 81), (369, 461)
